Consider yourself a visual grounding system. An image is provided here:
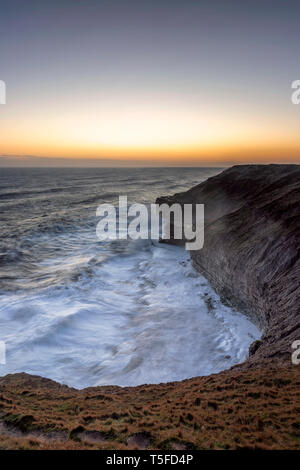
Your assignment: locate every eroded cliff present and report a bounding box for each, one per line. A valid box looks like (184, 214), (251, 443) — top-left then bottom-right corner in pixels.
(157, 164), (300, 365)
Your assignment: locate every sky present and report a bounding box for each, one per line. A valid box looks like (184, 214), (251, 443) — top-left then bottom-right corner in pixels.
(0, 0), (300, 167)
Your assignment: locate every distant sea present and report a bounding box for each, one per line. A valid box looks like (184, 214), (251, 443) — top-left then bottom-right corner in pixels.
(0, 168), (260, 388)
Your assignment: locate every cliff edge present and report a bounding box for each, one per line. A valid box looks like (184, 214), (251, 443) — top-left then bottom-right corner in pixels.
(157, 164), (300, 366)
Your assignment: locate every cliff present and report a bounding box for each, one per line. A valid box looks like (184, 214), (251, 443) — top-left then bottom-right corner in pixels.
(157, 164), (300, 366)
(0, 164), (299, 450)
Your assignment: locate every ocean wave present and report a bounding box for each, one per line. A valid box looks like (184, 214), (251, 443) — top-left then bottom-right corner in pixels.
(0, 167), (259, 388)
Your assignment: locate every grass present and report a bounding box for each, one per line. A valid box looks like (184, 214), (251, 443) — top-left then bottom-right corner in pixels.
(0, 364), (299, 449)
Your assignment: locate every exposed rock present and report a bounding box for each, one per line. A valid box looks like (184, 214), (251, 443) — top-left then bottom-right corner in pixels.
(157, 164), (300, 366)
(127, 432), (151, 449)
(77, 430), (106, 443)
(249, 340), (262, 356)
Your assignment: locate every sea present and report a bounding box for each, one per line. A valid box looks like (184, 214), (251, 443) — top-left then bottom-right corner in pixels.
(0, 167), (260, 388)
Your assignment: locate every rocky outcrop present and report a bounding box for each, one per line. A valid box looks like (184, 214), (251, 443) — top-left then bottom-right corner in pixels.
(157, 164), (300, 366)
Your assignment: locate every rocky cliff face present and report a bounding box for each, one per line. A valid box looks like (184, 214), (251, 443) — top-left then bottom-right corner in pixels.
(157, 164), (300, 366)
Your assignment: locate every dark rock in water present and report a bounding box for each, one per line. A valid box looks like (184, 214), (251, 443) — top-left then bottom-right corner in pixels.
(249, 340), (262, 356)
(157, 164), (300, 366)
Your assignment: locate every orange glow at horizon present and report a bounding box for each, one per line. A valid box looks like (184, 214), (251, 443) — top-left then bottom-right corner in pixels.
(1, 99), (300, 165)
(1, 1), (300, 167)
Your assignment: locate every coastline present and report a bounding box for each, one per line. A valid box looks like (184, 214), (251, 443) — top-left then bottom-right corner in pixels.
(0, 164), (299, 449)
(157, 164), (300, 367)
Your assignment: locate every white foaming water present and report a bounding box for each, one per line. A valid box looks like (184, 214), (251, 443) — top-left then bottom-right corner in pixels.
(0, 168), (261, 388)
(0, 237), (260, 388)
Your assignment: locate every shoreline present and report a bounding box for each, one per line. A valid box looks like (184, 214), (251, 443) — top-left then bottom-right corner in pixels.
(0, 164), (299, 449)
(157, 164), (300, 367)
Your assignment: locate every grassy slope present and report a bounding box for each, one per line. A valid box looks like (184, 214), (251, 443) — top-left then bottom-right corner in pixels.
(0, 363), (299, 450)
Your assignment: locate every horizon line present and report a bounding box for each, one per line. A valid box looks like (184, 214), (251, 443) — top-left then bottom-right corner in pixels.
(1, 155), (299, 169)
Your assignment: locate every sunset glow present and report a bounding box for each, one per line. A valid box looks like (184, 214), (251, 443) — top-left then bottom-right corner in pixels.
(1, 1), (300, 166)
